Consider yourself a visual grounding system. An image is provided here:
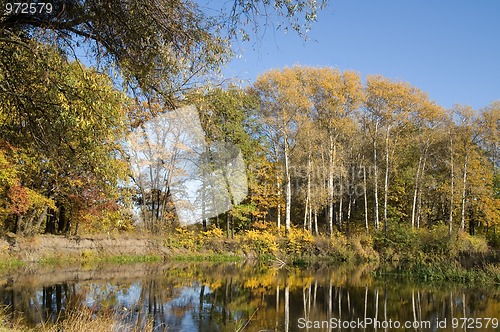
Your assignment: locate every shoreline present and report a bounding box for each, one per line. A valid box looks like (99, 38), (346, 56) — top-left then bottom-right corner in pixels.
(1, 229), (499, 286)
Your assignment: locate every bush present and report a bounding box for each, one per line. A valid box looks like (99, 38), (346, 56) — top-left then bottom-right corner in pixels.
(454, 231), (489, 254)
(283, 227), (314, 256)
(163, 227), (199, 250)
(348, 233), (379, 262)
(373, 223), (421, 262)
(486, 230), (500, 248)
(241, 229), (278, 259)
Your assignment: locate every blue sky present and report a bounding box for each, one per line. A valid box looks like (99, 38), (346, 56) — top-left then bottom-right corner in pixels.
(222, 0), (500, 110)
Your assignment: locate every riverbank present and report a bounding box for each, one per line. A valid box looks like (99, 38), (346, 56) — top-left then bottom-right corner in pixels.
(0, 227), (375, 267)
(1, 225), (499, 285)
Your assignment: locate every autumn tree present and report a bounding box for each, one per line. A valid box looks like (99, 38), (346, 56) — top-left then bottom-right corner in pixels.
(406, 101), (445, 228)
(448, 103), (500, 235)
(0, 41), (128, 234)
(305, 68), (363, 235)
(364, 76), (429, 233)
(187, 86), (262, 235)
(477, 102), (500, 232)
(453, 105), (480, 232)
(253, 67), (312, 234)
(249, 66), (499, 240)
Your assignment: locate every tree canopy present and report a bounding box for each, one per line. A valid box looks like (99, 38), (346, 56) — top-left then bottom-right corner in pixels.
(0, 0), (327, 105)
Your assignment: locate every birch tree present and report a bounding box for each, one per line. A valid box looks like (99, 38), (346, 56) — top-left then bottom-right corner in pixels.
(364, 76), (424, 233)
(253, 67), (311, 233)
(306, 68), (362, 235)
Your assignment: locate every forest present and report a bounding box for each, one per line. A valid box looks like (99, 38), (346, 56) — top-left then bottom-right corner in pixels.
(0, 0), (499, 247)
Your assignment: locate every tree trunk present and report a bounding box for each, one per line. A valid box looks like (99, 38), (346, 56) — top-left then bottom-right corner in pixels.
(328, 136), (336, 236)
(339, 175), (343, 231)
(373, 121), (380, 230)
(363, 165), (369, 234)
(449, 135), (455, 235)
(304, 154), (312, 232)
(347, 196), (352, 228)
(411, 156), (422, 229)
(277, 202), (281, 232)
(303, 200), (308, 230)
(272, 139), (282, 233)
(416, 155), (427, 228)
(313, 208), (319, 236)
(461, 152), (468, 232)
(383, 125), (391, 234)
(284, 133), (291, 234)
(308, 197), (313, 234)
(33, 206), (48, 235)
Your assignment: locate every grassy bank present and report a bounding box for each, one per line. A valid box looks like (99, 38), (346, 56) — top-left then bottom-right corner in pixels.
(372, 224), (500, 285)
(0, 258), (24, 270)
(375, 261), (500, 284)
(37, 253), (164, 267)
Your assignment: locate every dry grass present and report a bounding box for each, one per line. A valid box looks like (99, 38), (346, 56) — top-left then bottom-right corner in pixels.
(0, 305), (153, 332)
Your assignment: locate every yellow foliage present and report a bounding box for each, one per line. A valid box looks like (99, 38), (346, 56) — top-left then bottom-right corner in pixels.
(200, 227), (225, 238)
(242, 229), (278, 257)
(284, 227), (314, 255)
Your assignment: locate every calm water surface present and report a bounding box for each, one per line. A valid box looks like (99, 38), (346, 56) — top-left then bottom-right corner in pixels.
(1, 262), (499, 331)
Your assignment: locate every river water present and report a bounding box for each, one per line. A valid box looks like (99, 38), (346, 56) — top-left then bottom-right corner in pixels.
(1, 262), (499, 331)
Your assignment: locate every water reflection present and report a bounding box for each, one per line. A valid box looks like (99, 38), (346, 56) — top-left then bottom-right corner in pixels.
(1, 262), (499, 331)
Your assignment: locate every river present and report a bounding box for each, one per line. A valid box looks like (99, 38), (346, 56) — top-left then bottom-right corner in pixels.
(1, 262), (499, 331)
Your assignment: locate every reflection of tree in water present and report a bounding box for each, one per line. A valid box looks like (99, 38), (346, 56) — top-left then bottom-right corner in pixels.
(0, 283), (79, 325)
(1, 263), (500, 331)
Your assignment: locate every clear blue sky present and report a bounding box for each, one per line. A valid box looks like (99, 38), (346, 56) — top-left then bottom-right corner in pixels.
(222, 0), (500, 110)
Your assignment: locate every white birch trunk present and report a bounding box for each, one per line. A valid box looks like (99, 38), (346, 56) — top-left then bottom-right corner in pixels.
(314, 208), (319, 236)
(363, 165), (369, 234)
(304, 153), (312, 231)
(416, 155), (427, 228)
(339, 175), (343, 231)
(373, 121), (380, 230)
(328, 135), (336, 236)
(449, 135), (454, 235)
(284, 134), (291, 234)
(383, 125), (391, 233)
(411, 156), (422, 229)
(461, 152), (468, 232)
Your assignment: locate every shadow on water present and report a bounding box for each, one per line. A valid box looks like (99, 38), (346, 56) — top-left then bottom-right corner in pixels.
(1, 262), (500, 331)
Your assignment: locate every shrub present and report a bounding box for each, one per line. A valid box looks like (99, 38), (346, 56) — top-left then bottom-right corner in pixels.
(348, 233), (379, 262)
(486, 230), (500, 248)
(283, 227), (314, 256)
(419, 225), (454, 258)
(163, 227), (199, 250)
(454, 231), (489, 254)
(373, 223), (421, 262)
(241, 229), (278, 259)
